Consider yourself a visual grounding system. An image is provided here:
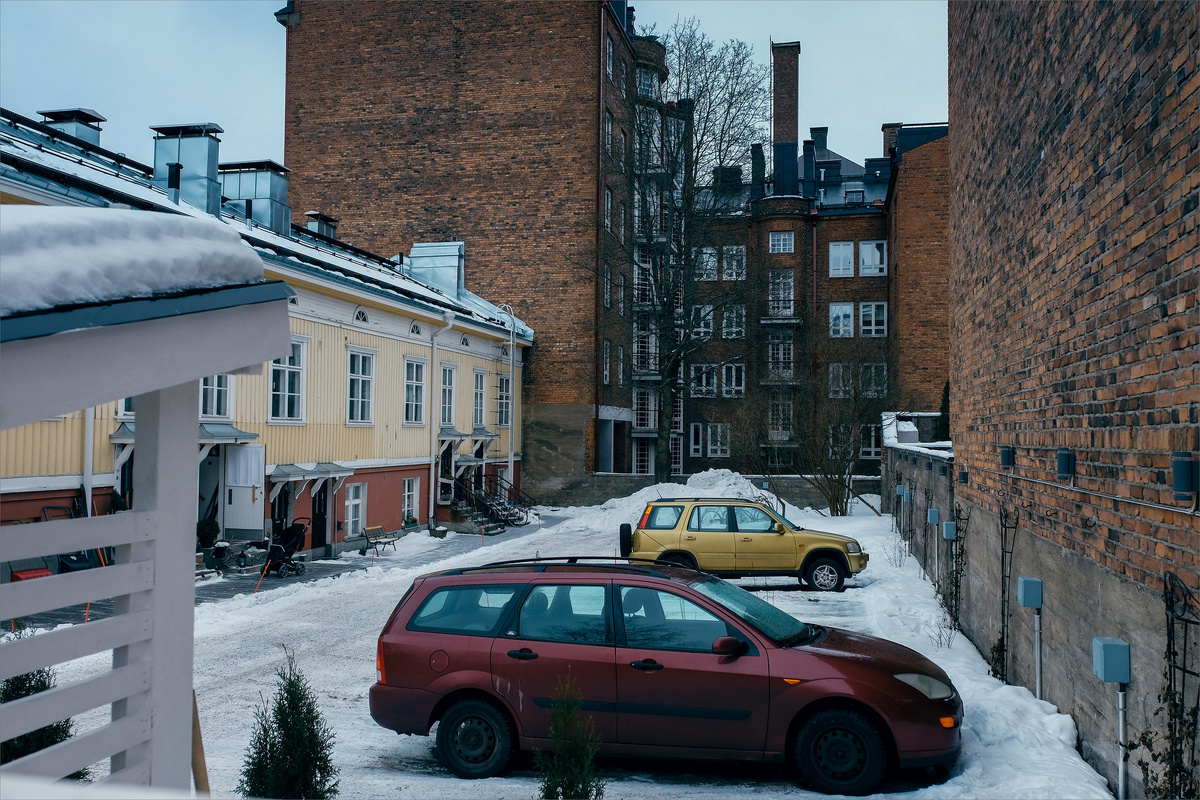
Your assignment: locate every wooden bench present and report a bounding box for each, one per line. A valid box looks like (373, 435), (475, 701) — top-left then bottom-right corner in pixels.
(362, 525), (399, 556)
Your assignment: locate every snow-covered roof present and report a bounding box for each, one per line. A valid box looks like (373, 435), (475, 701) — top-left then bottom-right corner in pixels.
(882, 412), (953, 460)
(1, 205), (264, 316)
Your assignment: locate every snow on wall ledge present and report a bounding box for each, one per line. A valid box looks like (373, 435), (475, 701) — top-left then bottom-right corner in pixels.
(0, 206), (264, 316)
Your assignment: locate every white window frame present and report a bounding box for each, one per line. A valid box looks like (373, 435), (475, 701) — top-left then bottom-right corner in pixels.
(116, 396), (136, 419)
(769, 231), (794, 253)
(616, 345), (625, 387)
(345, 482), (366, 538)
(689, 423), (703, 457)
(863, 363), (888, 398)
(402, 476), (420, 523)
(722, 305), (745, 339)
(606, 35), (614, 81)
(860, 302), (888, 337)
(496, 372), (513, 428)
(830, 303), (854, 338)
(861, 425), (883, 460)
(691, 304), (714, 339)
(769, 269), (794, 317)
(690, 364), (717, 398)
(694, 247), (718, 281)
(672, 395), (683, 433)
(722, 363), (745, 398)
(199, 374), (233, 420)
(605, 110), (613, 155)
(769, 398), (792, 441)
(722, 245), (745, 280)
(859, 240), (887, 276)
(634, 438), (653, 475)
(270, 337), (308, 423)
(347, 347), (376, 425)
(829, 424), (856, 460)
(605, 187), (613, 231)
(404, 357), (427, 425)
(619, 202), (626, 243)
(473, 369), (487, 427)
(829, 241), (854, 278)
(634, 388), (658, 429)
(670, 435), (683, 476)
(707, 423), (730, 458)
(768, 332), (793, 378)
(440, 363), (456, 427)
(617, 273), (626, 316)
(603, 263), (612, 308)
(603, 340), (611, 385)
(829, 363), (852, 399)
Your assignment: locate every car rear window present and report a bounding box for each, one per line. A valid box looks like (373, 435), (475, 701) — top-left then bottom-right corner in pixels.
(407, 584), (520, 636)
(645, 505), (683, 529)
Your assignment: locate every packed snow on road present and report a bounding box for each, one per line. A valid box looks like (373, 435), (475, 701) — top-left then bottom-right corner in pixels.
(58, 471), (1112, 798)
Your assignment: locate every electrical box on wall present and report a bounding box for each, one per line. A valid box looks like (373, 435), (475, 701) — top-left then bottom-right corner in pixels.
(1018, 576), (1043, 609)
(1092, 637), (1130, 683)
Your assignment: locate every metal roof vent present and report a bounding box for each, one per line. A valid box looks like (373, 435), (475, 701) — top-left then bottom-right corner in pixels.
(150, 122), (224, 216)
(305, 211), (338, 240)
(38, 108), (105, 146)
(219, 160), (292, 236)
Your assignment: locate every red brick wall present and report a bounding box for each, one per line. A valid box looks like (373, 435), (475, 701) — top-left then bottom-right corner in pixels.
(889, 136), (950, 412)
(949, 1), (1199, 586)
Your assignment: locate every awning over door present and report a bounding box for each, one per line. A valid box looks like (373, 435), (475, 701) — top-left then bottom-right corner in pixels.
(267, 462), (355, 502)
(109, 422), (260, 445)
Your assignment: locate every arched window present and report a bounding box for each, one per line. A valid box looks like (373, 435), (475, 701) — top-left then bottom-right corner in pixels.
(354, 307), (369, 323)
(460, 335), (470, 347)
(410, 322), (422, 336)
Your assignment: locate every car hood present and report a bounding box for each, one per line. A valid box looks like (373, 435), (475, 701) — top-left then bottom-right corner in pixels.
(800, 626), (952, 682)
(795, 527), (859, 546)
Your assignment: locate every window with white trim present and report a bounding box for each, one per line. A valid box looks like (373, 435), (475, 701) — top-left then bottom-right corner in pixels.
(616, 345), (625, 387)
(767, 447), (794, 468)
(829, 241), (854, 277)
(768, 332), (793, 378)
(402, 476), (420, 523)
(634, 388), (657, 429)
(670, 435), (683, 476)
(769, 397), (792, 441)
(637, 67), (657, 99)
(117, 396), (135, 419)
(605, 111), (613, 155)
(722, 363), (745, 398)
(633, 320), (657, 372)
(200, 374), (232, 419)
(769, 231), (794, 253)
(345, 482), (366, 538)
(473, 370), (486, 427)
(603, 263), (612, 308)
(634, 438), (653, 475)
(845, 189), (864, 204)
(860, 302), (887, 337)
(404, 359), (426, 425)
(863, 363), (888, 398)
(691, 304), (714, 339)
(672, 395), (683, 433)
(769, 269), (794, 317)
(722, 245), (745, 280)
(829, 363), (852, 399)
(861, 425), (883, 459)
(497, 372), (512, 428)
(634, 262), (654, 304)
(347, 349), (375, 424)
(690, 364), (717, 397)
(270, 340), (306, 421)
(829, 424), (856, 460)
(605, 187), (612, 230)
(606, 35), (613, 81)
(830, 303), (854, 338)
(603, 340), (611, 385)
(694, 247), (718, 281)
(689, 423), (703, 457)
(619, 60), (627, 97)
(617, 273), (626, 316)
(707, 423), (730, 458)
(440, 364), (456, 426)
(722, 305), (745, 339)
(859, 241), (887, 276)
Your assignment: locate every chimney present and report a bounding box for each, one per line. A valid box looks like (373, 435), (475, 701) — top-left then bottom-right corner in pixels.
(712, 165), (743, 190)
(802, 139), (816, 198)
(810, 126), (828, 153)
(39, 108), (105, 147)
(408, 242), (466, 299)
(150, 123), (224, 216)
(771, 42), (801, 196)
(305, 210), (339, 240)
(882, 122), (902, 157)
(219, 160), (293, 236)
(751, 144), (766, 201)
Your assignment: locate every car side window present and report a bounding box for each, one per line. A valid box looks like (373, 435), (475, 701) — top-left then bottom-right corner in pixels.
(619, 586), (732, 651)
(646, 505), (683, 529)
(407, 584), (520, 636)
(688, 505), (731, 532)
(518, 584), (610, 644)
(733, 506), (775, 533)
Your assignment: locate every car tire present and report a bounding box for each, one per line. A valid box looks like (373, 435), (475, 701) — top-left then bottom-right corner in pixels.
(795, 709), (886, 796)
(619, 523), (633, 557)
(436, 699), (514, 779)
(804, 557), (845, 592)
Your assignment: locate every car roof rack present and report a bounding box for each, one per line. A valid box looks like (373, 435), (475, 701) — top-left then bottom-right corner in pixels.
(649, 497), (760, 503)
(444, 555), (701, 577)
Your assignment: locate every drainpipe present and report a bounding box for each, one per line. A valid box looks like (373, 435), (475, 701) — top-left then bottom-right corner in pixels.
(83, 406), (94, 516)
(428, 310), (455, 531)
(594, 3), (606, 473)
(498, 304), (517, 496)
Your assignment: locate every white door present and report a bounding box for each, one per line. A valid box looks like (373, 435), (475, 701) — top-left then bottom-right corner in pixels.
(223, 444), (265, 535)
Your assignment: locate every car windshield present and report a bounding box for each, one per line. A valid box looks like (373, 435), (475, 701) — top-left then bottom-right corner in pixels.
(690, 574), (813, 646)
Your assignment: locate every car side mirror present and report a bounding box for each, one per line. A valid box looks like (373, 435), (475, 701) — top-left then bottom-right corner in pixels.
(774, 522), (786, 533)
(712, 636), (747, 657)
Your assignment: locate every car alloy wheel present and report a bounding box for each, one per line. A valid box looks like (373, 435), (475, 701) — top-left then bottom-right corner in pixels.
(796, 709), (886, 795)
(436, 699), (513, 779)
(805, 557), (845, 592)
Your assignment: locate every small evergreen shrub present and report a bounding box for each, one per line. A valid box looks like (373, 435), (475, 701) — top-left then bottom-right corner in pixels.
(534, 670), (604, 800)
(237, 647), (339, 799)
(0, 656), (89, 780)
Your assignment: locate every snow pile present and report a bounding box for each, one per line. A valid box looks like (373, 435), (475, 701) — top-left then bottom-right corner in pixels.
(44, 471), (1110, 798)
(0, 206), (264, 316)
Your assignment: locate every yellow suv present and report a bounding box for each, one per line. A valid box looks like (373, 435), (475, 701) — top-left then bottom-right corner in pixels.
(620, 498), (868, 591)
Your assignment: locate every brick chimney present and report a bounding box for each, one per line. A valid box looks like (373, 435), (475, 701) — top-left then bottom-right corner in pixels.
(882, 122), (902, 156)
(772, 41), (801, 195)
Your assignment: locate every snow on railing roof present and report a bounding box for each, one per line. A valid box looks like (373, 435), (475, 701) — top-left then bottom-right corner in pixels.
(881, 412), (953, 460)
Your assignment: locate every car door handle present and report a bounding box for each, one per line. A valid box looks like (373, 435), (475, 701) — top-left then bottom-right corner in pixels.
(507, 649), (538, 661)
(630, 659), (664, 671)
(684, 535), (696, 541)
(741, 537), (752, 541)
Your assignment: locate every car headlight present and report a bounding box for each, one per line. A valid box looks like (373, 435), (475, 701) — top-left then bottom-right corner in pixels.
(895, 673), (954, 700)
(846, 541), (862, 555)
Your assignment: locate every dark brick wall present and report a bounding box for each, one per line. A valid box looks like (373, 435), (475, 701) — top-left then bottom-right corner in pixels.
(949, 2), (1197, 792)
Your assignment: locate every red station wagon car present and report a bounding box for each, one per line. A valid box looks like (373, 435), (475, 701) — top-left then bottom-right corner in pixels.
(369, 558), (962, 795)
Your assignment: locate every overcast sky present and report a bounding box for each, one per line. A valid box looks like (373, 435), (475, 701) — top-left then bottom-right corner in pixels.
(0, 0), (947, 168)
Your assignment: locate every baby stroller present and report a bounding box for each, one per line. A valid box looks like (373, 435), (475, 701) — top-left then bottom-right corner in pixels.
(261, 518), (309, 578)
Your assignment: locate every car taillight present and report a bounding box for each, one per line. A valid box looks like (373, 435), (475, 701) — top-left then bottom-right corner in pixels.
(638, 507), (652, 529)
(376, 638), (385, 684)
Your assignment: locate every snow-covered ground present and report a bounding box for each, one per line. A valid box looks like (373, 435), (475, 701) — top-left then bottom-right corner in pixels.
(54, 471), (1112, 798)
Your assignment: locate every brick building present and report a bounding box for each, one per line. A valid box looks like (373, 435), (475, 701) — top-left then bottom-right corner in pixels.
(944, 2), (1197, 794)
(279, 0), (656, 502)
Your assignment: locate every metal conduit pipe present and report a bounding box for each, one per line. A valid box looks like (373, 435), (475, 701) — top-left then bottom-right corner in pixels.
(428, 310), (455, 531)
